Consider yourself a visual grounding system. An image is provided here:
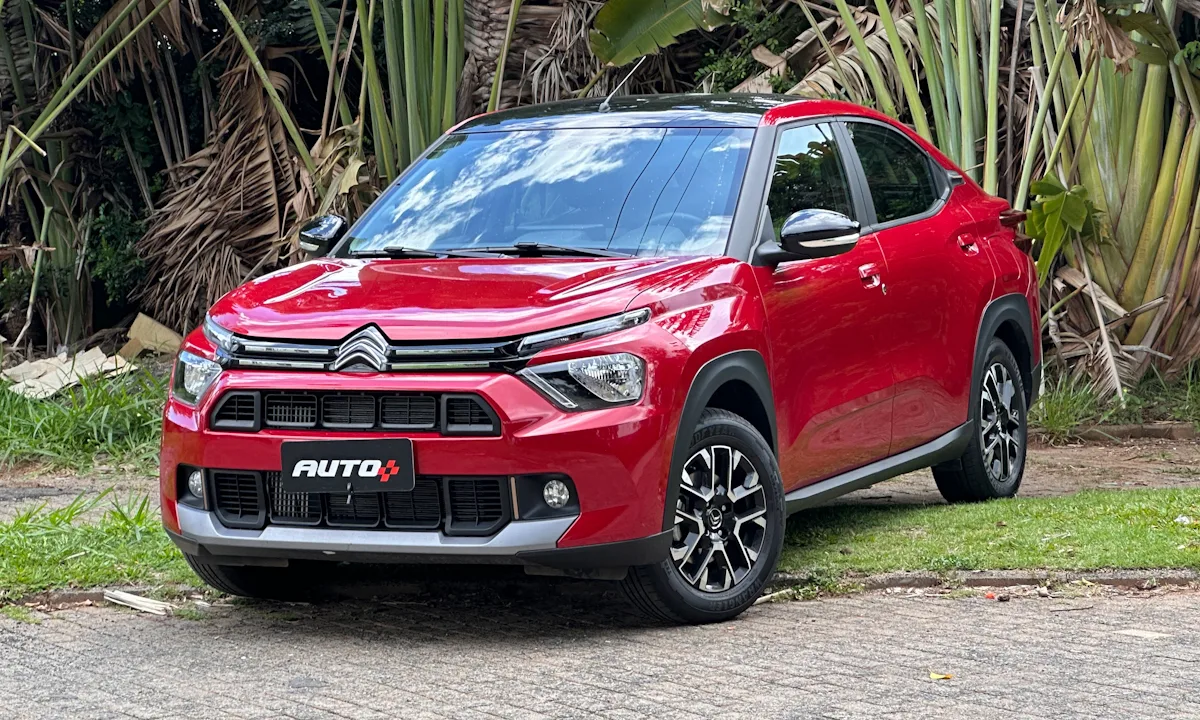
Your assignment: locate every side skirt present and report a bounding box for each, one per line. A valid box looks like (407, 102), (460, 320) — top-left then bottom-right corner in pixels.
(784, 422), (972, 515)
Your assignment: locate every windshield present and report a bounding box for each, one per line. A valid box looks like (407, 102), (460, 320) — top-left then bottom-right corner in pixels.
(344, 127), (753, 257)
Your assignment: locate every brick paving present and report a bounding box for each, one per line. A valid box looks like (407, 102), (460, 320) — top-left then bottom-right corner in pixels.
(2, 575), (1198, 719)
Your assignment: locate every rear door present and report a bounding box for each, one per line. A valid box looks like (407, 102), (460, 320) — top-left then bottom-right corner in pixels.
(841, 120), (995, 453)
(753, 121), (895, 489)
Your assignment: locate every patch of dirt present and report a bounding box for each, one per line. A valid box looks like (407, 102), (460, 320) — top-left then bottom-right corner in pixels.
(0, 462), (156, 520)
(840, 437), (1200, 505)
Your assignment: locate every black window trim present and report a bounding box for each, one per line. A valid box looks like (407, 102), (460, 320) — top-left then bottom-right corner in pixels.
(837, 116), (953, 234)
(747, 116), (871, 260)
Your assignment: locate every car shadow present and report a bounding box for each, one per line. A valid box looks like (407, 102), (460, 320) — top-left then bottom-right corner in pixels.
(214, 564), (676, 642)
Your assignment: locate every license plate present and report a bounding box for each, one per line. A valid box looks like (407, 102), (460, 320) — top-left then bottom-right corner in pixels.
(280, 439), (415, 493)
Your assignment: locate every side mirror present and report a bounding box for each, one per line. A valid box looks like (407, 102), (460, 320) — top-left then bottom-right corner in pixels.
(755, 209), (860, 265)
(298, 214), (348, 256)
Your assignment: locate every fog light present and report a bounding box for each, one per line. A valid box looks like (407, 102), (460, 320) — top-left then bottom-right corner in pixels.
(187, 469), (204, 499)
(543, 479), (570, 509)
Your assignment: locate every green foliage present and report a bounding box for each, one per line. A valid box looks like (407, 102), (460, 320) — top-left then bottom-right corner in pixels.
(0, 370), (165, 470)
(1030, 372), (1099, 442)
(88, 92), (156, 169)
(1025, 175), (1103, 282)
(0, 492), (193, 603)
(250, 0), (349, 47)
(591, 0), (729, 67)
(781, 488), (1200, 576)
(87, 205), (147, 304)
(0, 266), (37, 314)
(696, 1), (806, 92)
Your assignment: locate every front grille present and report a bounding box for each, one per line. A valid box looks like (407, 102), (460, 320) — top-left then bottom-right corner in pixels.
(264, 393), (318, 428)
(265, 472), (321, 525)
(383, 479), (441, 529)
(211, 470), (264, 528)
(214, 391), (492, 435)
(443, 396), (498, 435)
(380, 395), (437, 429)
(445, 477), (508, 536)
(212, 392), (258, 430)
(228, 473), (485, 533)
(326, 492), (383, 527)
(321, 394), (376, 429)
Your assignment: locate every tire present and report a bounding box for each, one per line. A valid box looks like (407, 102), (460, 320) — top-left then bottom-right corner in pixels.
(621, 408), (785, 624)
(933, 338), (1028, 503)
(184, 554), (317, 600)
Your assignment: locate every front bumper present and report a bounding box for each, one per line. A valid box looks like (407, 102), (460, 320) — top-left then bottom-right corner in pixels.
(161, 364), (680, 568)
(168, 504), (671, 569)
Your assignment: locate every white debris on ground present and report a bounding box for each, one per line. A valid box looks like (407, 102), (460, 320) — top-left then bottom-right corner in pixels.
(2, 312), (182, 399)
(102, 590), (174, 616)
(2, 347), (136, 398)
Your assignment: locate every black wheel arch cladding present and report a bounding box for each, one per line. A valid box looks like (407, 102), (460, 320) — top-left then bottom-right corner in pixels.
(662, 350), (777, 532)
(973, 293), (1036, 406)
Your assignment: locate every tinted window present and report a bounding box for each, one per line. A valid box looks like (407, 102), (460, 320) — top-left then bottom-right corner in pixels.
(346, 127), (752, 257)
(847, 122), (939, 224)
(764, 123), (853, 240)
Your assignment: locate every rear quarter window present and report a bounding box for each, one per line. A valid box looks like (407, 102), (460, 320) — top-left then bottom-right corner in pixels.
(846, 122), (940, 225)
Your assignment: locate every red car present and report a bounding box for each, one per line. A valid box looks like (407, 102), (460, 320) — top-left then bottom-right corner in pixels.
(161, 95), (1040, 623)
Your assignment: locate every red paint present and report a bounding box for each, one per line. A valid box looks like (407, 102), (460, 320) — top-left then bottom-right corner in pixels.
(161, 100), (1040, 551)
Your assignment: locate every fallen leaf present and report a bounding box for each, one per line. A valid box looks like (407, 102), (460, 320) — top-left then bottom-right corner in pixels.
(929, 672), (954, 680)
(985, 591), (996, 599)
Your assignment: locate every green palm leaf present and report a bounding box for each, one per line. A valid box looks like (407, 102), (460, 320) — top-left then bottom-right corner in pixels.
(590, 0), (727, 68)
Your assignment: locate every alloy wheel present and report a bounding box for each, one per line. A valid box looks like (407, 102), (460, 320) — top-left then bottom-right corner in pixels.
(671, 445), (768, 593)
(979, 362), (1022, 484)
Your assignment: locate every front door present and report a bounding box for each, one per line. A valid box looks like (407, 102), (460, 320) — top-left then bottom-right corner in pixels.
(842, 120), (996, 453)
(753, 121), (895, 490)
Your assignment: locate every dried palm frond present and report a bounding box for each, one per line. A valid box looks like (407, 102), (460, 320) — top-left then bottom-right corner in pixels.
(527, 0), (604, 104)
(290, 122), (380, 224)
(136, 45), (302, 332)
(1047, 264), (1169, 399)
(78, 0), (192, 97)
(0, 3), (34, 109)
(787, 5), (920, 112)
(463, 0), (564, 113)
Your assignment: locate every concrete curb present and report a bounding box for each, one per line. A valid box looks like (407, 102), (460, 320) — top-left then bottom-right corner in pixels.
(770, 568), (1200, 592)
(1059, 422), (1197, 442)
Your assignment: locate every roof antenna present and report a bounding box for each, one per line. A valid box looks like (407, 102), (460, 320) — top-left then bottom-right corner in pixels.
(599, 56), (647, 113)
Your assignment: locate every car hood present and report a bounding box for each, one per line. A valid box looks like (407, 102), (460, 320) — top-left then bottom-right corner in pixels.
(207, 256), (730, 341)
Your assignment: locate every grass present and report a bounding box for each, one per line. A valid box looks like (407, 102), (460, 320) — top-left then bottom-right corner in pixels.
(1, 487), (1199, 607)
(781, 488), (1200, 576)
(0, 492), (192, 603)
(1031, 366), (1200, 442)
(0, 370), (166, 471)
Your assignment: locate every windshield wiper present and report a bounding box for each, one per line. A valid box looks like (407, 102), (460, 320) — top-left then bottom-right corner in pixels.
(463, 242), (632, 258)
(348, 246), (500, 259)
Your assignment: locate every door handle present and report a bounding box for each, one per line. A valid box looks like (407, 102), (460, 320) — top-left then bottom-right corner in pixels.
(858, 263), (884, 291)
(957, 234), (980, 255)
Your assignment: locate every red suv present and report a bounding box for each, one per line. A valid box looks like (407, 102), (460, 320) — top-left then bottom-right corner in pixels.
(161, 95), (1040, 623)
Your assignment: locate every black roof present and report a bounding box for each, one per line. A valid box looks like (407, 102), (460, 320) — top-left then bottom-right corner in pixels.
(456, 94), (803, 132)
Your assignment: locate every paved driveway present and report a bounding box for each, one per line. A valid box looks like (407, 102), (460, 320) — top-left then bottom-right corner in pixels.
(2, 575), (1198, 719)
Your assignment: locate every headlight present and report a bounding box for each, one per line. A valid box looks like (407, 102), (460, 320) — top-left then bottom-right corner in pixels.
(203, 316), (236, 353)
(172, 351), (222, 406)
(518, 352), (644, 410)
(517, 309), (650, 356)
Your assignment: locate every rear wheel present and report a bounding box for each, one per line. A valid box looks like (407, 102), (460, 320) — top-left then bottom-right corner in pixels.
(933, 338), (1028, 503)
(184, 554), (317, 600)
(622, 408), (785, 624)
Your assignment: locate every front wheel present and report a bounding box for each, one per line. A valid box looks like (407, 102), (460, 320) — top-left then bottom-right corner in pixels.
(933, 338), (1028, 503)
(622, 408), (785, 624)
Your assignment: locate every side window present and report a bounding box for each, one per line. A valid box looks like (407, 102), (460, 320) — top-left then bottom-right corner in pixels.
(764, 123), (854, 240)
(846, 122), (939, 225)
